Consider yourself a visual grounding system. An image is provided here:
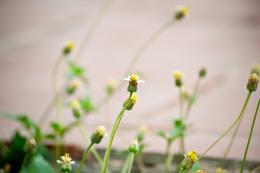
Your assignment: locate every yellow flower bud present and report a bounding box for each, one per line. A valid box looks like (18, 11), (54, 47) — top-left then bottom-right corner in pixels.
(173, 71), (183, 81)
(130, 93), (138, 104)
(247, 73), (259, 92)
(63, 41), (75, 55)
(175, 5), (189, 20)
(91, 125), (107, 144)
(186, 150), (198, 162)
(70, 99), (81, 110)
(130, 74), (139, 83)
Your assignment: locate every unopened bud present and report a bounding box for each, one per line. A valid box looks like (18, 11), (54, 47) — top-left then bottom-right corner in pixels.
(199, 67), (207, 78)
(123, 93), (138, 110)
(175, 6), (189, 20)
(63, 41), (75, 55)
(66, 79), (81, 95)
(173, 71), (183, 87)
(70, 99), (81, 118)
(251, 64), (260, 76)
(91, 125), (107, 144)
(128, 140), (140, 154)
(247, 73), (259, 92)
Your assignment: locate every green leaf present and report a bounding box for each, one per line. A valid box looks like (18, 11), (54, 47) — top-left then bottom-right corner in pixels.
(0, 113), (42, 142)
(50, 122), (65, 136)
(66, 61), (85, 79)
(192, 161), (202, 173)
(80, 97), (96, 113)
(169, 119), (187, 140)
(156, 130), (167, 139)
(20, 155), (55, 173)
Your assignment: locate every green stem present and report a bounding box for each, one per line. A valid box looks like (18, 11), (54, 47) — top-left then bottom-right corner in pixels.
(185, 78), (200, 119)
(179, 88), (184, 117)
(179, 137), (185, 154)
(219, 115), (243, 166)
(100, 93), (132, 173)
(199, 92), (252, 158)
(240, 98), (260, 173)
(55, 135), (62, 160)
(121, 154), (131, 173)
(77, 125), (111, 173)
(164, 140), (173, 173)
(21, 152), (31, 169)
(77, 142), (94, 173)
(127, 153), (135, 173)
(136, 154), (146, 173)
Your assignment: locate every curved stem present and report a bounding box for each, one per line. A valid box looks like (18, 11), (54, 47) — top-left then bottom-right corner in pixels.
(240, 98), (260, 173)
(77, 142), (94, 173)
(100, 93), (132, 173)
(199, 92), (252, 158)
(121, 154), (131, 173)
(219, 115), (243, 166)
(77, 125), (111, 173)
(185, 78), (200, 119)
(75, 0), (115, 61)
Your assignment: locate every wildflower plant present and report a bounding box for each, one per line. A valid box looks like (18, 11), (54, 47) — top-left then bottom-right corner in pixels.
(99, 73), (143, 173)
(57, 153), (75, 173)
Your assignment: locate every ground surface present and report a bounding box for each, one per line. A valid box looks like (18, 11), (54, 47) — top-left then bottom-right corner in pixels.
(0, 0), (260, 161)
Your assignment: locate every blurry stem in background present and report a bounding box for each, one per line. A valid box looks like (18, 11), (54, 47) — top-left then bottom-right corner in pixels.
(74, 0), (115, 61)
(199, 91), (252, 158)
(219, 114), (244, 166)
(100, 93), (133, 173)
(55, 135), (62, 160)
(179, 87), (185, 154)
(38, 18), (175, 127)
(136, 154), (146, 173)
(184, 77), (201, 119)
(179, 137), (185, 154)
(240, 98), (260, 173)
(77, 125), (111, 173)
(164, 140), (173, 173)
(121, 153), (135, 173)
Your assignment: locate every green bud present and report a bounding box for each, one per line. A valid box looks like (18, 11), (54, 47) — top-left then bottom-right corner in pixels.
(128, 140), (140, 154)
(199, 67), (207, 78)
(175, 6), (189, 20)
(63, 41), (75, 56)
(247, 73), (259, 92)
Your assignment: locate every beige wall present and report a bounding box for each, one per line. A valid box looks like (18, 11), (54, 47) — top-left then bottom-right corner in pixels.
(0, 0), (260, 160)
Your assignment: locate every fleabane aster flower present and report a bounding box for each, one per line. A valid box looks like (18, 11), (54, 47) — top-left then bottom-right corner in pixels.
(179, 150), (199, 173)
(123, 73), (144, 93)
(57, 153), (75, 173)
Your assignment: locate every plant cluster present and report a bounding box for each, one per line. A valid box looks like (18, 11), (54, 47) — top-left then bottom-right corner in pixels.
(0, 1), (260, 173)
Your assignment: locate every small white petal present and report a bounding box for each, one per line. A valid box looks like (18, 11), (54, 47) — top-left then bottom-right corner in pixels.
(57, 160), (62, 164)
(138, 80), (144, 83)
(123, 78), (130, 81)
(70, 161), (75, 164)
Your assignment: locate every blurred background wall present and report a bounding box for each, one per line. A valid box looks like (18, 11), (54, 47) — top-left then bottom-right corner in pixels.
(0, 0), (260, 160)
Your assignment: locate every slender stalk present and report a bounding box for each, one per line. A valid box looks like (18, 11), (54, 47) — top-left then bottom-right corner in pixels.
(121, 154), (131, 173)
(240, 99), (260, 173)
(179, 88), (184, 117)
(179, 137), (185, 154)
(75, 0), (115, 61)
(136, 154), (146, 173)
(55, 135), (62, 160)
(219, 115), (243, 166)
(185, 78), (200, 119)
(100, 93), (132, 173)
(21, 152), (30, 169)
(127, 153), (135, 173)
(199, 92), (252, 158)
(164, 140), (173, 173)
(77, 142), (94, 173)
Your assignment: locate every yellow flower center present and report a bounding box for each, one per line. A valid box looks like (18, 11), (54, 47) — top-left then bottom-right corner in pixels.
(130, 74), (139, 82)
(96, 125), (107, 137)
(62, 153), (72, 163)
(187, 150), (198, 162)
(173, 71), (183, 81)
(178, 6), (189, 16)
(66, 41), (75, 50)
(70, 99), (81, 110)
